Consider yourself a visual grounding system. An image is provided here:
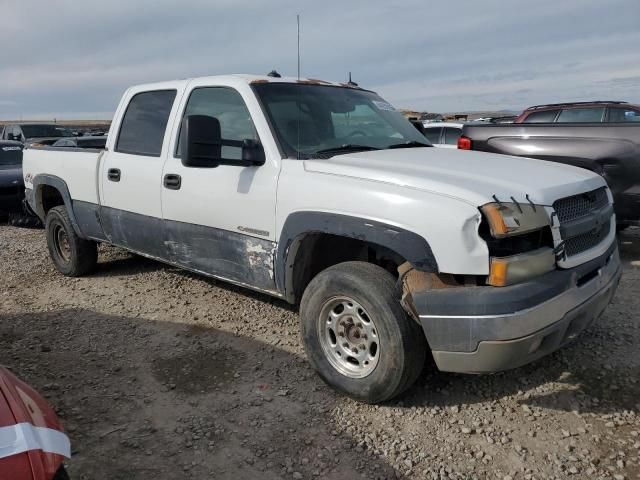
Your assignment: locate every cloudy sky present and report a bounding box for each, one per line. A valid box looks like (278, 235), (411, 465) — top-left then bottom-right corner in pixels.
(1, 0), (639, 119)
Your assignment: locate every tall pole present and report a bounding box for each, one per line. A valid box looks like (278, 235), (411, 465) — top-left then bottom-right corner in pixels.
(297, 14), (300, 80)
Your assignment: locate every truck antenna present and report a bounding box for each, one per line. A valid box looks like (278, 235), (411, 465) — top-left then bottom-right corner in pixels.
(296, 14), (301, 160)
(297, 14), (301, 80)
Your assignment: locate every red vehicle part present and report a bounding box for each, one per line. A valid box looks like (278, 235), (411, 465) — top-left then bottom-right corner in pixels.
(457, 135), (472, 150)
(0, 368), (69, 480)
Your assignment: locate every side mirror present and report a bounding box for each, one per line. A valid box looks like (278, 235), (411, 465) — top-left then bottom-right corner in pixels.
(180, 115), (222, 168)
(180, 114), (265, 168)
(241, 139), (266, 166)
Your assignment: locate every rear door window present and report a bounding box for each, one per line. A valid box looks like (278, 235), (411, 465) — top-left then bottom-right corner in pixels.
(522, 110), (560, 123)
(556, 107), (605, 123)
(607, 107), (640, 123)
(423, 127), (442, 144)
(116, 90), (177, 156)
(443, 127), (461, 145)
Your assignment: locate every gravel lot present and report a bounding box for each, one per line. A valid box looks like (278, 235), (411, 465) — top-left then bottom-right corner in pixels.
(1, 225), (639, 480)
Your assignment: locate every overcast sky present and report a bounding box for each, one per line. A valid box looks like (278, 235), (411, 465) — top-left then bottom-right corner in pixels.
(1, 0), (639, 119)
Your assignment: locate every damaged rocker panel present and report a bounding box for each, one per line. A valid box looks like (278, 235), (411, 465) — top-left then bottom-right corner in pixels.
(77, 204), (280, 295)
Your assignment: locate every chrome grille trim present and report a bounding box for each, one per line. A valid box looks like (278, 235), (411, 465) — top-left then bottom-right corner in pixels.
(553, 187), (608, 224)
(553, 187), (613, 258)
(564, 223), (611, 257)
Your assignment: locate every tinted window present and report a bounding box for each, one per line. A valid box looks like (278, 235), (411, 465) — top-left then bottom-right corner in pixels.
(557, 107), (605, 123)
(608, 107), (640, 123)
(78, 137), (107, 149)
(443, 127), (461, 145)
(522, 110), (559, 123)
(331, 104), (397, 139)
(21, 125), (71, 138)
(176, 87), (257, 160)
(253, 83), (429, 158)
(116, 90), (176, 156)
(423, 127), (442, 144)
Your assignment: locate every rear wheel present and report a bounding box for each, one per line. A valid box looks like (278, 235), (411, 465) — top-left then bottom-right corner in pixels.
(45, 206), (97, 276)
(300, 261), (426, 403)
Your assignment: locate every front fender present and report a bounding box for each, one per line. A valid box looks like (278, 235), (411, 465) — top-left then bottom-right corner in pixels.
(275, 211), (439, 301)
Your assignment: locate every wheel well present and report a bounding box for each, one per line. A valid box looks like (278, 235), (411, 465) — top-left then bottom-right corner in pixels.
(39, 185), (65, 215)
(289, 233), (406, 304)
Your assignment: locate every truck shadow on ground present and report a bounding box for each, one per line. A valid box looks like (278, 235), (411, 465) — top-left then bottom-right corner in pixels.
(61, 230), (640, 425)
(1, 309), (399, 480)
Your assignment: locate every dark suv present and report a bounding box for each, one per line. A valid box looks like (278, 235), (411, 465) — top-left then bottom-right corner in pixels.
(515, 101), (640, 123)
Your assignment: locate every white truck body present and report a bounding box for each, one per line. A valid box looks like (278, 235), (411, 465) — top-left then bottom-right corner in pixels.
(23, 74), (621, 400)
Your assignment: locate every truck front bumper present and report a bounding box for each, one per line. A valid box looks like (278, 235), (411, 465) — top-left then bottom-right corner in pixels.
(414, 242), (621, 373)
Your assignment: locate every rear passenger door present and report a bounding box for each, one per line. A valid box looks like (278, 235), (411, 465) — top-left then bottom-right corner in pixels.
(100, 88), (179, 255)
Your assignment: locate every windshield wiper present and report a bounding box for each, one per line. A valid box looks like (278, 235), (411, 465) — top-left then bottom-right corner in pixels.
(314, 144), (381, 155)
(387, 141), (431, 149)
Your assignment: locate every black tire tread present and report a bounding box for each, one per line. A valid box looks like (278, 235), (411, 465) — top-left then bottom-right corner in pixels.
(300, 261), (426, 403)
(45, 205), (97, 277)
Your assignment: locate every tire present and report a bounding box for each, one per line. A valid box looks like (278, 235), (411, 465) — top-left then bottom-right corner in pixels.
(300, 261), (426, 403)
(45, 205), (97, 276)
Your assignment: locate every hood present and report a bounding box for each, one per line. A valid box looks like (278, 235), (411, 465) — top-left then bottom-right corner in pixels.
(0, 166), (23, 188)
(303, 147), (605, 207)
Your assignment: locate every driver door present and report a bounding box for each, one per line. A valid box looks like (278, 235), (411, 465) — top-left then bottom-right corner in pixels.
(160, 83), (280, 292)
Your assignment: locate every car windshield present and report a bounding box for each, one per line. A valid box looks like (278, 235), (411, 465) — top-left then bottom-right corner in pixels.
(0, 145), (22, 165)
(21, 124), (72, 138)
(253, 83), (431, 158)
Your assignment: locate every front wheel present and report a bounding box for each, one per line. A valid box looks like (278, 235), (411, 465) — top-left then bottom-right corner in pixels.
(300, 261), (426, 403)
(45, 205), (97, 276)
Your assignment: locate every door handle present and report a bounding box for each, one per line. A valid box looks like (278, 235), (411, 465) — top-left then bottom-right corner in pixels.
(163, 174), (182, 190)
(107, 168), (121, 182)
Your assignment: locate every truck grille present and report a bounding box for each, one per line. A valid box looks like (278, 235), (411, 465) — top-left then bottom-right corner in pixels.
(553, 187), (612, 259)
(564, 224), (611, 257)
(553, 187), (608, 223)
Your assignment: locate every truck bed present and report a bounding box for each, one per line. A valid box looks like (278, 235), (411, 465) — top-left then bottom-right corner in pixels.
(23, 146), (103, 205)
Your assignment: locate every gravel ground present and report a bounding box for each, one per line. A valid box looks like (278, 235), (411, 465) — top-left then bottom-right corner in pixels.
(1, 225), (639, 480)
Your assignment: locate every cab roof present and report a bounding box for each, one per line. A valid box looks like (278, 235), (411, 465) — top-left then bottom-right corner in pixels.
(129, 74), (370, 93)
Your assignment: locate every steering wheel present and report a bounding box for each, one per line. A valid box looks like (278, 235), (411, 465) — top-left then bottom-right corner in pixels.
(346, 130), (369, 138)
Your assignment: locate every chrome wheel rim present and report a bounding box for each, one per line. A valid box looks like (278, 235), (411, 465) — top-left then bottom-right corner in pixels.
(53, 224), (71, 262)
(317, 296), (379, 378)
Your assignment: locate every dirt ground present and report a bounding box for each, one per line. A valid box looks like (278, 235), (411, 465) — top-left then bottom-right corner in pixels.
(1, 225), (639, 480)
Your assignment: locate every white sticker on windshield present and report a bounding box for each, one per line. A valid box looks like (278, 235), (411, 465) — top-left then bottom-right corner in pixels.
(2, 146), (21, 151)
(372, 100), (395, 111)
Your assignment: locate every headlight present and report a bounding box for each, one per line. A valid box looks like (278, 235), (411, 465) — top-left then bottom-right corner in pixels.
(488, 247), (556, 286)
(481, 202), (549, 238)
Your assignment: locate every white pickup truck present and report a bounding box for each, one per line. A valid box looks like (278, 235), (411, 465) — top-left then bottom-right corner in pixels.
(23, 74), (621, 403)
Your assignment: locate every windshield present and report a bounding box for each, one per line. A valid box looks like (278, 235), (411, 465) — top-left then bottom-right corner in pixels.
(253, 83), (431, 158)
(0, 145), (22, 165)
(21, 124), (72, 139)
